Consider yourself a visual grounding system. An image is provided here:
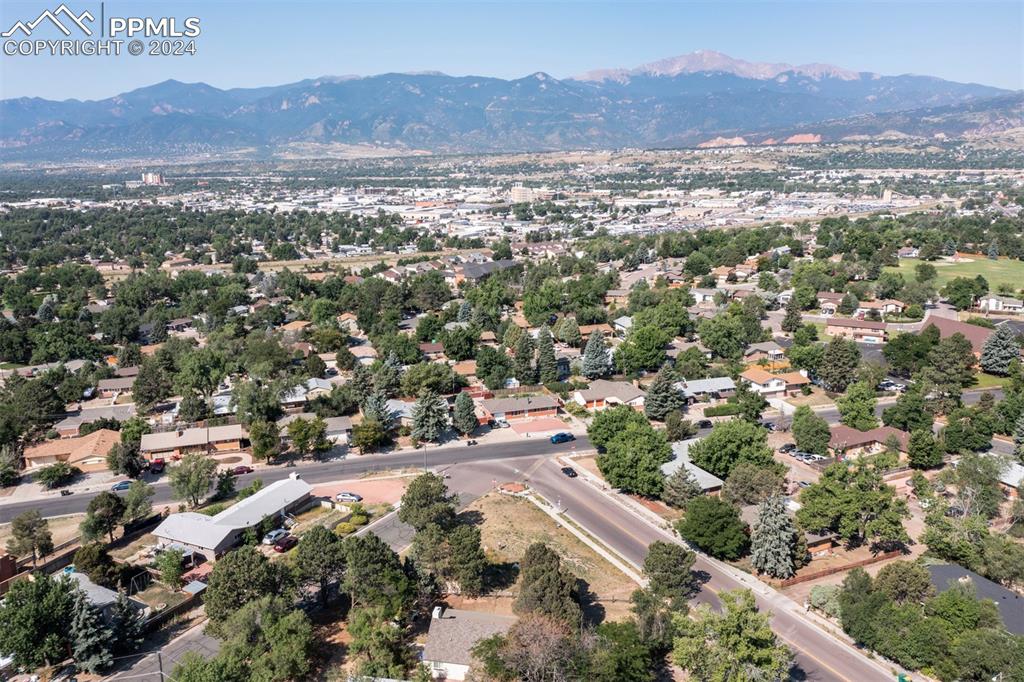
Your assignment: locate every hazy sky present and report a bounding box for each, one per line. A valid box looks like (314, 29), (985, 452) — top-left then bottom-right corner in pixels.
(1, 0), (1021, 100)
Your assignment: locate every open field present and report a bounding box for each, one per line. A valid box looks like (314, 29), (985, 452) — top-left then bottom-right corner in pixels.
(885, 257), (1024, 291)
(464, 492), (637, 621)
(0, 512), (85, 551)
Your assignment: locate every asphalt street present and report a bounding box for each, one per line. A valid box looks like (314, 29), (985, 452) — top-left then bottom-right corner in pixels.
(0, 435), (590, 523)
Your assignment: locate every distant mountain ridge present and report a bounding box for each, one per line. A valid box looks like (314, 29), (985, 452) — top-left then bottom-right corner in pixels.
(1, 50), (1017, 161)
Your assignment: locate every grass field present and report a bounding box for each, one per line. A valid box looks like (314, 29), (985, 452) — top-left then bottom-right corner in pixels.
(885, 257), (1024, 292)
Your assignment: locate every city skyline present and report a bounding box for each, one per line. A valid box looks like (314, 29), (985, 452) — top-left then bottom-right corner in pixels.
(1, 0), (1021, 101)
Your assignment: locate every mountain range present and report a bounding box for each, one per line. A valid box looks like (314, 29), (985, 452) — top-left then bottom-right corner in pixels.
(1, 50), (1019, 161)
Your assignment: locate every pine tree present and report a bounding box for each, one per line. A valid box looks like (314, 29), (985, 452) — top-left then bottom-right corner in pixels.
(457, 300), (473, 323)
(411, 389), (449, 443)
(581, 332), (610, 379)
(351, 363), (374, 403)
(502, 324), (524, 349)
(70, 589), (115, 673)
(513, 333), (537, 385)
(908, 429), (942, 469)
(988, 241), (999, 260)
(644, 365), (685, 421)
(781, 296), (802, 334)
(662, 466), (702, 509)
(452, 392), (478, 437)
(537, 325), (558, 384)
(560, 318), (582, 347)
(980, 324), (1019, 376)
(361, 391), (392, 427)
(110, 590), (145, 655)
(750, 495), (796, 579)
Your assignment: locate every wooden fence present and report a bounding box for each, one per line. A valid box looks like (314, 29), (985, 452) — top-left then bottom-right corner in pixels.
(770, 550), (902, 588)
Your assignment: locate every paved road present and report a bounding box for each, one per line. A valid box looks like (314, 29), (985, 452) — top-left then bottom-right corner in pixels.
(107, 619), (220, 681)
(0, 436), (590, 523)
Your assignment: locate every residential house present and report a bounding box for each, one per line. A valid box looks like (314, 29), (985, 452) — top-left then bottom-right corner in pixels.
(277, 413), (352, 445)
(897, 246), (920, 259)
(140, 424), (248, 460)
(926, 565), (1024, 635)
(925, 317), (992, 356)
(152, 473), (312, 561)
(690, 288), (718, 306)
(419, 342), (446, 361)
(22, 429), (120, 473)
(675, 376), (736, 402)
(660, 439), (724, 494)
(604, 289), (630, 307)
(743, 341), (785, 365)
(979, 294), (1024, 314)
(280, 378), (335, 410)
(53, 405), (136, 438)
(349, 344), (379, 366)
(829, 425), (910, 458)
(96, 377), (134, 398)
(422, 607), (516, 680)
(386, 399), (416, 427)
(739, 367), (788, 397)
(578, 323), (614, 339)
(855, 299), (906, 318)
(612, 316), (633, 336)
(479, 395), (560, 422)
(817, 292), (844, 316)
(738, 504), (834, 558)
(67, 572), (148, 619)
(997, 459), (1023, 500)
(573, 380), (646, 411)
(825, 317), (887, 344)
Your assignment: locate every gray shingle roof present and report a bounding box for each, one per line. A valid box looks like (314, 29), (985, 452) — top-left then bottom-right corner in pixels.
(422, 609), (516, 666)
(661, 439), (724, 491)
(927, 564), (1024, 635)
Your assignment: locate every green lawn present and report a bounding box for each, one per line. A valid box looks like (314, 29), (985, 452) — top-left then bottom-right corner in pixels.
(972, 372), (1009, 389)
(886, 257), (1024, 292)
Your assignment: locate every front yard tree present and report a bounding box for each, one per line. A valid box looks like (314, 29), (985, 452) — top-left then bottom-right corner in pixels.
(351, 418), (388, 454)
(70, 588), (115, 673)
(169, 453), (218, 508)
(82, 491), (126, 544)
(452, 391), (478, 437)
(791, 404), (831, 454)
(287, 416), (331, 460)
(598, 422), (672, 497)
(513, 333), (537, 384)
(131, 358), (171, 411)
(106, 441), (146, 478)
(817, 337), (861, 392)
(750, 495), (797, 579)
(341, 534), (410, 612)
(398, 472), (458, 531)
(411, 388), (449, 443)
(587, 403), (649, 451)
(781, 297), (802, 334)
(688, 419), (775, 479)
(514, 543), (581, 623)
(643, 541), (697, 607)
(6, 509), (53, 566)
(204, 546), (289, 630)
(672, 590), (792, 682)
(0, 573), (74, 669)
(644, 365), (685, 421)
(908, 429), (943, 469)
(837, 381), (878, 431)
(294, 525), (346, 606)
(980, 324), (1019, 375)
(676, 497), (749, 560)
(581, 331), (610, 379)
(248, 420), (280, 461)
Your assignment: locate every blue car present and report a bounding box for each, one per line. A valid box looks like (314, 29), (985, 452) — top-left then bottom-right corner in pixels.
(111, 481), (132, 491)
(550, 432), (576, 444)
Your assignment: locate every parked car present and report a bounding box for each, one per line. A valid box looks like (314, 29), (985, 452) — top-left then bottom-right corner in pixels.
(111, 481), (132, 491)
(797, 481), (811, 488)
(489, 419), (511, 429)
(273, 535), (298, 553)
(231, 465), (254, 475)
(560, 466), (578, 478)
(148, 458), (166, 474)
(550, 432), (576, 444)
(762, 421), (779, 432)
(779, 443), (797, 454)
(262, 529), (288, 545)
(695, 419), (713, 429)
(336, 491), (363, 503)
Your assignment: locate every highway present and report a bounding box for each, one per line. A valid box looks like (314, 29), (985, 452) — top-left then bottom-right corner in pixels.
(0, 436), (590, 524)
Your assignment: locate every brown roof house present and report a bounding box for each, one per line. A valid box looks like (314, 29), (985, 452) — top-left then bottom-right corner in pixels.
(23, 429), (120, 473)
(479, 395), (560, 422)
(422, 607), (516, 681)
(829, 425), (910, 459)
(573, 380), (646, 411)
(825, 317), (887, 344)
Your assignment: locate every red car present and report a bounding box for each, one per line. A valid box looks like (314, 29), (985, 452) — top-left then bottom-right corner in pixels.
(148, 458), (166, 474)
(231, 465), (254, 476)
(273, 535), (297, 553)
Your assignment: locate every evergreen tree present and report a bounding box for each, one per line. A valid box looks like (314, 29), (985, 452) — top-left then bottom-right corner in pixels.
(644, 365), (685, 421)
(750, 495), (796, 579)
(781, 297), (802, 334)
(452, 391), (478, 437)
(361, 391), (392, 427)
(980, 324), (1019, 376)
(70, 589), (115, 673)
(537, 325), (558, 383)
(560, 318), (582, 347)
(502, 323), (524, 349)
(457, 300), (473, 323)
(178, 391), (208, 423)
(908, 429), (943, 469)
(514, 543), (581, 623)
(662, 465), (702, 509)
(110, 590), (145, 655)
(817, 337), (861, 392)
(411, 388), (449, 443)
(581, 332), (610, 379)
(351, 363), (374, 402)
(513, 333), (537, 384)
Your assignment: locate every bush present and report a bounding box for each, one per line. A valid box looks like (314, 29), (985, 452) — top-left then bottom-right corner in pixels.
(334, 521), (356, 536)
(703, 403), (742, 418)
(35, 462), (81, 489)
(563, 401), (589, 418)
(543, 382), (572, 396)
(809, 585), (841, 618)
(349, 514), (368, 526)
(905, 304), (924, 320)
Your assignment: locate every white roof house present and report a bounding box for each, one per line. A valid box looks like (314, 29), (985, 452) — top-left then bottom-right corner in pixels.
(674, 376), (736, 401)
(660, 439), (724, 492)
(153, 473), (313, 560)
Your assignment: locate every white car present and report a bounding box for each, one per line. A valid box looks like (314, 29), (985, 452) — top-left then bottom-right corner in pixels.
(262, 529), (288, 545)
(336, 491), (363, 503)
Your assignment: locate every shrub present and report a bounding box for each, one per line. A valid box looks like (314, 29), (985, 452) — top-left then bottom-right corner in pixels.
(809, 585), (841, 618)
(703, 403), (742, 418)
(199, 502), (228, 516)
(349, 514), (369, 526)
(334, 521), (356, 536)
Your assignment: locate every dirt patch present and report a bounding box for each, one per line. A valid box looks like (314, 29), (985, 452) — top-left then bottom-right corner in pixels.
(466, 493), (636, 622)
(311, 476), (409, 505)
(0, 513), (85, 550)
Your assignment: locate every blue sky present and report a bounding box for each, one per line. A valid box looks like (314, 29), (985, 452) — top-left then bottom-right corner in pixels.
(1, 1), (1021, 100)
